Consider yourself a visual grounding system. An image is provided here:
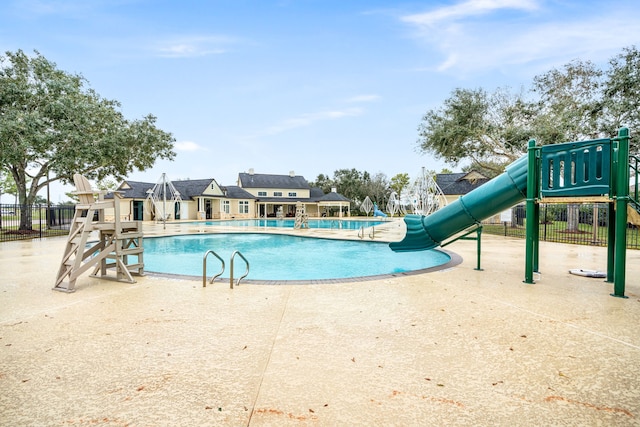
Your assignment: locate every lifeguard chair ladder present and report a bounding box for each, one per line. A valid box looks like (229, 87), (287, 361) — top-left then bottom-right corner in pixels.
(53, 174), (144, 293)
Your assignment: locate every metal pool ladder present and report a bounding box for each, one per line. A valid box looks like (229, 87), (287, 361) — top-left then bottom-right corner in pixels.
(358, 226), (376, 240)
(203, 250), (225, 287)
(229, 250), (249, 289)
(202, 250), (250, 289)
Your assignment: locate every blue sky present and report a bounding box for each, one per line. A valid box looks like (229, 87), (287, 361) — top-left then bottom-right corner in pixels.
(1, 0), (639, 202)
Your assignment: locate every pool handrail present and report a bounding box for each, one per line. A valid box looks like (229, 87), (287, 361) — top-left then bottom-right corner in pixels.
(203, 250), (225, 287)
(230, 250), (250, 289)
(358, 225), (376, 240)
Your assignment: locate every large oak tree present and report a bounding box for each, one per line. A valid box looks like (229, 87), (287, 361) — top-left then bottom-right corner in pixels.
(0, 50), (176, 230)
(417, 46), (639, 173)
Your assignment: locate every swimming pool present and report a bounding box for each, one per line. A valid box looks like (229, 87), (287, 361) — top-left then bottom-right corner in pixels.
(183, 218), (385, 230)
(144, 233), (455, 282)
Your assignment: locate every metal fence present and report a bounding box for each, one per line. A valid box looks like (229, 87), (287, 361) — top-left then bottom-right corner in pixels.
(2, 202), (639, 250)
(482, 203), (640, 249)
(0, 204), (75, 242)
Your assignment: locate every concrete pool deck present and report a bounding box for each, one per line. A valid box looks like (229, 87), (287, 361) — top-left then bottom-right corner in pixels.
(1, 219), (639, 426)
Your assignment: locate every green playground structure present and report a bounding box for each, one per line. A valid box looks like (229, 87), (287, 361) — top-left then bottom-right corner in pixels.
(390, 128), (638, 298)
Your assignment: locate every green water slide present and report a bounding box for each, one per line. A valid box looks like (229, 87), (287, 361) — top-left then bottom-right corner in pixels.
(389, 155), (529, 252)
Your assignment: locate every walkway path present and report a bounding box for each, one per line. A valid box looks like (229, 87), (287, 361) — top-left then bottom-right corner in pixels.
(1, 221), (639, 425)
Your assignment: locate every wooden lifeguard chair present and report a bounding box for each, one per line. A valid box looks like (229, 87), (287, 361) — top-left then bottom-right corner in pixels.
(53, 174), (144, 292)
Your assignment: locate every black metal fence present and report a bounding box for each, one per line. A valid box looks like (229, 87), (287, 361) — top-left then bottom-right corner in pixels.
(0, 204), (75, 242)
(2, 202), (639, 250)
(482, 203), (640, 249)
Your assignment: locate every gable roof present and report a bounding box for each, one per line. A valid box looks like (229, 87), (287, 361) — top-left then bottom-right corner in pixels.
(116, 180), (155, 199)
(116, 179), (221, 200)
(317, 192), (351, 202)
(112, 178), (348, 202)
(171, 179), (215, 200)
(238, 172), (310, 189)
(221, 185), (255, 199)
(436, 171), (490, 195)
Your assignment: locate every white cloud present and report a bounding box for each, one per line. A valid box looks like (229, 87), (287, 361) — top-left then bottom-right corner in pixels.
(262, 108), (364, 136)
(400, 1), (640, 76)
(175, 141), (206, 151)
(402, 0), (538, 26)
(345, 94), (381, 103)
(154, 35), (234, 58)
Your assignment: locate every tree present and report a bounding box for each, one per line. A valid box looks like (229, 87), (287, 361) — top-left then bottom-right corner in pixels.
(417, 86), (532, 175)
(332, 168), (364, 205)
(361, 172), (389, 208)
(0, 50), (175, 230)
(0, 169), (18, 204)
(531, 59), (603, 143)
(390, 173), (410, 201)
(310, 173), (334, 194)
(601, 45), (640, 154)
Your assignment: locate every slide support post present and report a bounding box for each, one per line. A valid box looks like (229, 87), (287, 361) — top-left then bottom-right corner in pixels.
(612, 127), (629, 298)
(524, 139), (539, 284)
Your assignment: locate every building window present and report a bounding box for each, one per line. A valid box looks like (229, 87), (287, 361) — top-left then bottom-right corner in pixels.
(288, 192), (297, 197)
(239, 200), (249, 214)
(258, 191), (267, 197)
(273, 191), (282, 197)
(222, 200), (230, 214)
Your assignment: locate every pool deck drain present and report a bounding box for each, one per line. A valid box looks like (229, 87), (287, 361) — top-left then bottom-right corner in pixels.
(1, 218), (639, 426)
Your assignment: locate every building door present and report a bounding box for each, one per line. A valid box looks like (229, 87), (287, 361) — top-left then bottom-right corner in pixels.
(174, 202), (181, 220)
(133, 201), (144, 221)
(205, 200), (212, 219)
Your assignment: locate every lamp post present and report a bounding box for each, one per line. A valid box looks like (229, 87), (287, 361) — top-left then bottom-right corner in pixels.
(162, 173), (167, 230)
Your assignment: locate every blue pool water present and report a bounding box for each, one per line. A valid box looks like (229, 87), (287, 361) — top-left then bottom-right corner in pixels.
(144, 233), (451, 281)
(183, 218), (384, 230)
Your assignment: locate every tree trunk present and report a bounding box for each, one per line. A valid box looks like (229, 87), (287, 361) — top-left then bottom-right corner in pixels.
(566, 203), (580, 232)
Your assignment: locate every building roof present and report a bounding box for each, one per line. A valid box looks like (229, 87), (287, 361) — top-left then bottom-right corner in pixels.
(238, 172), (310, 190)
(317, 192), (351, 202)
(171, 179), (214, 200)
(115, 180), (155, 199)
(221, 185), (255, 199)
(436, 171), (490, 196)
(113, 178), (350, 203)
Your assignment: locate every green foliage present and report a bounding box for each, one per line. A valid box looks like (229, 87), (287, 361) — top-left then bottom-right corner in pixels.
(417, 87), (531, 174)
(417, 45), (640, 170)
(390, 173), (410, 199)
(0, 169), (17, 201)
(602, 46), (640, 154)
(0, 49), (176, 229)
(310, 169), (391, 210)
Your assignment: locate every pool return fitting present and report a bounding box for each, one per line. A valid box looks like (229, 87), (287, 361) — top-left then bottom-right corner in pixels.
(203, 250), (250, 289)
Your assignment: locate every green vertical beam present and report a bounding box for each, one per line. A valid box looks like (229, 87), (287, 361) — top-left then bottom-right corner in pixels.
(607, 134), (616, 283)
(612, 127), (629, 298)
(524, 139), (539, 284)
(475, 225), (483, 271)
(606, 201), (615, 283)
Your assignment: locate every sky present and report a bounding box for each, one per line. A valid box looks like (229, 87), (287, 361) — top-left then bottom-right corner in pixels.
(1, 0), (639, 203)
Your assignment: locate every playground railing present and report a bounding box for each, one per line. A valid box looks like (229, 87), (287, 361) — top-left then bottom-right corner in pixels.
(540, 138), (611, 197)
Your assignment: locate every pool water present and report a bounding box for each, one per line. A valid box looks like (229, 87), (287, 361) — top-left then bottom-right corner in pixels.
(184, 218), (384, 230)
(144, 233), (451, 281)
